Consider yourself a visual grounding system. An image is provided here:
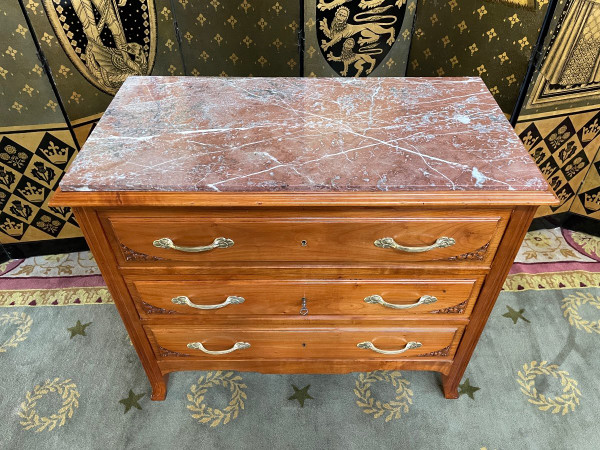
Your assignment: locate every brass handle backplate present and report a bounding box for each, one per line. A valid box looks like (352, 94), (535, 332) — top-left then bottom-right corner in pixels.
(172, 295), (245, 310)
(374, 237), (455, 253)
(357, 341), (422, 355)
(153, 237), (234, 253)
(187, 341), (250, 355)
(364, 294), (438, 310)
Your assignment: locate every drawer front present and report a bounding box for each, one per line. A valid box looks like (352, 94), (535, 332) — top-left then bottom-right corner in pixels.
(147, 325), (462, 360)
(130, 278), (483, 317)
(106, 212), (506, 266)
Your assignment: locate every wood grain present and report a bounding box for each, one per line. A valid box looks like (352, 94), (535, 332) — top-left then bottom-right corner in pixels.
(60, 200), (550, 400)
(156, 358), (454, 375)
(52, 188), (559, 208)
(146, 324), (463, 361)
(128, 277), (483, 318)
(102, 208), (509, 269)
(441, 205), (538, 398)
(108, 217), (501, 265)
(72, 208), (169, 400)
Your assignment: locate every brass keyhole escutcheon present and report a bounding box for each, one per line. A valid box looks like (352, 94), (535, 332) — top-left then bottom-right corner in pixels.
(301, 240), (307, 246)
(300, 297), (308, 316)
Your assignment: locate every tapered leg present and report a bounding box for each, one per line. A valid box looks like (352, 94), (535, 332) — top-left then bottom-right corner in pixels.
(150, 373), (169, 401)
(442, 373), (459, 399)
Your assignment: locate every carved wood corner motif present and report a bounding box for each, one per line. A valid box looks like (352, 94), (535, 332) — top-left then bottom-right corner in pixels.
(447, 242), (490, 261)
(430, 300), (468, 314)
(120, 243), (164, 262)
(141, 301), (177, 314)
(158, 346), (191, 357)
(416, 345), (451, 357)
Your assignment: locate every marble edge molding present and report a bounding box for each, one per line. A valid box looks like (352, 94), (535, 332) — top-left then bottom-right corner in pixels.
(51, 188), (559, 207)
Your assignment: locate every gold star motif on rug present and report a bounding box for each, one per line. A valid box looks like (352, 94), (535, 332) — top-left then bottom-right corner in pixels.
(288, 384), (313, 407)
(119, 389), (145, 413)
(458, 378), (480, 400)
(67, 320), (92, 338)
(502, 305), (530, 324)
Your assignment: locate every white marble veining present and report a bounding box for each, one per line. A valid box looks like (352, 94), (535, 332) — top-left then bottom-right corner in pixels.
(60, 76), (549, 193)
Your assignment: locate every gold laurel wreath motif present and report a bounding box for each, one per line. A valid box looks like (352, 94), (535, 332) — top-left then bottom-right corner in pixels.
(517, 361), (580, 415)
(561, 291), (600, 334)
(0, 312), (32, 353)
(19, 378), (80, 432)
(187, 371), (247, 427)
(354, 370), (413, 421)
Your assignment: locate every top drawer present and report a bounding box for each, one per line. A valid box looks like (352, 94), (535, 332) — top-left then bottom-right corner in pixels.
(103, 209), (508, 267)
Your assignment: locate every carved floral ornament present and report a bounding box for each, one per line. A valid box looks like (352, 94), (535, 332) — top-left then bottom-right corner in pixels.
(120, 244), (163, 262)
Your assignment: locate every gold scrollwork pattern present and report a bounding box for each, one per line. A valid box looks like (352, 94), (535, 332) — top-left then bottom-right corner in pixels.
(354, 370), (413, 422)
(0, 312), (32, 352)
(517, 361), (580, 415)
(526, 0), (600, 112)
(18, 378), (80, 432)
(187, 371), (247, 427)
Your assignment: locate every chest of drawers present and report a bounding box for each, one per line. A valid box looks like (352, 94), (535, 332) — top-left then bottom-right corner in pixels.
(53, 76), (557, 400)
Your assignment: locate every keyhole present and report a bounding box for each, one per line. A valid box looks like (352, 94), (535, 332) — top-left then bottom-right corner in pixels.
(302, 343), (306, 347)
(301, 240), (307, 246)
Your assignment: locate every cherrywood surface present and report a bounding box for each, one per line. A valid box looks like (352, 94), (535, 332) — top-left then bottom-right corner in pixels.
(59, 202), (552, 401)
(141, 316), (470, 327)
(72, 208), (169, 400)
(129, 278), (483, 318)
(119, 264), (492, 277)
(52, 188), (559, 208)
(146, 324), (463, 361)
(108, 216), (502, 265)
(156, 358), (454, 375)
(441, 205), (538, 398)
(64, 201), (548, 399)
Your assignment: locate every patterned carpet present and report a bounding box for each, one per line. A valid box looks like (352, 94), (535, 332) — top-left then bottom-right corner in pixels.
(1, 227), (599, 449)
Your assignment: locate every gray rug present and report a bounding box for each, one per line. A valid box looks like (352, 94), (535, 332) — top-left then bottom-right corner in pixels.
(1, 286), (599, 449)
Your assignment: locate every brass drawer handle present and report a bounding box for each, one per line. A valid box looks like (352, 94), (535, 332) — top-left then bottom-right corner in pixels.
(153, 237), (234, 253)
(374, 236), (455, 253)
(172, 295), (245, 310)
(357, 341), (422, 355)
(187, 341), (250, 355)
(364, 294), (438, 309)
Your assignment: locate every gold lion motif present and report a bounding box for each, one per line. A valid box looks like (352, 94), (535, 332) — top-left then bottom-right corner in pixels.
(319, 5), (398, 52)
(326, 38), (381, 76)
(318, 0), (405, 11)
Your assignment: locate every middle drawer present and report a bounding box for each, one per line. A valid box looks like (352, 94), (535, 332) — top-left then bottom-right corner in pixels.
(128, 277), (484, 318)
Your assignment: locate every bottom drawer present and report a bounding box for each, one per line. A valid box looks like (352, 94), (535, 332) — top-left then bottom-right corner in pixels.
(147, 324), (463, 360)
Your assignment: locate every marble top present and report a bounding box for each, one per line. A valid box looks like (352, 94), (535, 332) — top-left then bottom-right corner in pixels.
(60, 76), (548, 193)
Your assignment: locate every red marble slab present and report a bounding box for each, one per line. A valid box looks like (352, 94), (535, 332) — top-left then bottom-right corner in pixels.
(60, 76), (548, 193)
